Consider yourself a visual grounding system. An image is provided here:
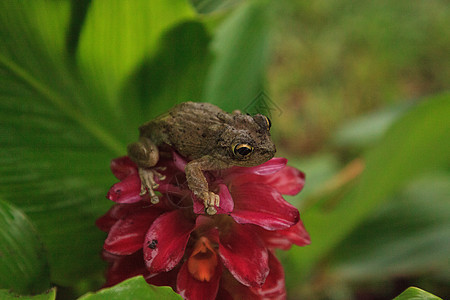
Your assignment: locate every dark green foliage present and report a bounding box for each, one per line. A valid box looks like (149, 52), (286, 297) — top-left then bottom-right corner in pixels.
(0, 0), (448, 298)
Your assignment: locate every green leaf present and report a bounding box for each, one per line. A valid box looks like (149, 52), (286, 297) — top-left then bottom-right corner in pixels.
(0, 288), (56, 300)
(285, 153), (341, 202)
(393, 287), (442, 300)
(0, 200), (50, 294)
(119, 20), (212, 130)
(0, 1), (70, 60)
(190, 0), (243, 14)
(0, 1), (125, 287)
(0, 0), (218, 290)
(76, 0), (195, 108)
(330, 173), (450, 281)
(285, 93), (450, 283)
(0, 1), (125, 153)
(203, 0), (272, 112)
(333, 102), (411, 149)
(78, 276), (182, 300)
(66, 0), (92, 58)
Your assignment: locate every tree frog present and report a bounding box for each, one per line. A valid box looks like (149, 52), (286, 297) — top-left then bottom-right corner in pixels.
(127, 102), (276, 215)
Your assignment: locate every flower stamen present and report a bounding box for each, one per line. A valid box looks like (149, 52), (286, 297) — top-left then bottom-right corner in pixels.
(187, 237), (218, 282)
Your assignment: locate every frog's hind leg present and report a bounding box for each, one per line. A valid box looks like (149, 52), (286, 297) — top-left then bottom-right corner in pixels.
(127, 137), (165, 204)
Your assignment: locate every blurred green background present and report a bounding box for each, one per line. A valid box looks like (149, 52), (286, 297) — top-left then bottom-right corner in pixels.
(0, 0), (448, 299)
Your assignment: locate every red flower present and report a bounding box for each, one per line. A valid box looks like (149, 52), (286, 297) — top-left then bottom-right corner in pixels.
(97, 150), (310, 299)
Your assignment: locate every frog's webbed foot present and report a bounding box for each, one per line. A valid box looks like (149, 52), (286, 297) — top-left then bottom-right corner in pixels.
(199, 191), (220, 215)
(138, 167), (166, 204)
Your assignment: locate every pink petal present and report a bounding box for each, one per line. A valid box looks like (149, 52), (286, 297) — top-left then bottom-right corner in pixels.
(177, 260), (222, 300)
(216, 288), (234, 300)
(110, 156), (138, 180)
(227, 157), (287, 176)
(226, 166), (305, 196)
(218, 224), (269, 287)
(251, 226), (293, 250)
(192, 199), (205, 214)
(104, 208), (163, 255)
(172, 150), (188, 171)
(143, 210), (195, 273)
(157, 183), (192, 202)
(230, 183), (300, 230)
(217, 184), (234, 213)
(145, 267), (179, 290)
(264, 166), (305, 195)
(220, 271), (260, 300)
(193, 184), (234, 215)
(251, 251), (286, 299)
(96, 202), (150, 231)
(153, 154), (185, 182)
(107, 174), (143, 203)
(255, 219), (310, 250)
(101, 202), (143, 220)
(277, 219), (311, 247)
(96, 211), (118, 232)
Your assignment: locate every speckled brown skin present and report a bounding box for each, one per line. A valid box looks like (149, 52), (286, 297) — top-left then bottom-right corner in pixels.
(127, 102), (276, 214)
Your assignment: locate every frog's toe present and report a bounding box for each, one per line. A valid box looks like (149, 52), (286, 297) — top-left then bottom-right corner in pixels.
(150, 193), (160, 204)
(138, 168), (162, 203)
(154, 171), (166, 181)
(201, 191), (220, 215)
(214, 193), (220, 206)
(140, 185), (147, 196)
(206, 206), (217, 215)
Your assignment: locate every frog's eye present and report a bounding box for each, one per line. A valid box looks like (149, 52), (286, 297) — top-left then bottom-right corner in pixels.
(253, 114), (272, 131)
(263, 116), (271, 130)
(233, 143), (253, 158)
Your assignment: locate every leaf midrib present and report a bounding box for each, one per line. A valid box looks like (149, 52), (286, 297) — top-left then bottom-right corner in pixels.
(0, 53), (124, 156)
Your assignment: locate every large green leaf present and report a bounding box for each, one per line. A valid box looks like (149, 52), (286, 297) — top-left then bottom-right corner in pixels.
(0, 0), (203, 290)
(0, 200), (49, 294)
(332, 102), (412, 150)
(76, 0), (195, 109)
(119, 20), (212, 131)
(0, 0), (119, 287)
(285, 93), (450, 285)
(0, 1), (70, 63)
(65, 0), (91, 58)
(0, 288), (56, 300)
(0, 1), (124, 153)
(203, 0), (272, 112)
(78, 276), (182, 300)
(330, 173), (450, 281)
(393, 287), (442, 300)
(190, 0), (244, 14)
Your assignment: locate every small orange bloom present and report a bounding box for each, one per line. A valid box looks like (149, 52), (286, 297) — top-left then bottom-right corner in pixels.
(187, 237), (218, 282)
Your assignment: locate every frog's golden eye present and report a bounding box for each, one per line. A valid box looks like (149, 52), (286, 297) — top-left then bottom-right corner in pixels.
(233, 143), (253, 158)
(253, 114), (272, 131)
(263, 116), (271, 130)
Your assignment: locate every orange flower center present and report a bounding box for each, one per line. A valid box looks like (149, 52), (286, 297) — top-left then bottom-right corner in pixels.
(187, 236), (218, 282)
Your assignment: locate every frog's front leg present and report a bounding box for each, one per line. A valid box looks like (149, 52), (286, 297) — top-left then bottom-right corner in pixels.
(127, 137), (165, 204)
(185, 156), (227, 215)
